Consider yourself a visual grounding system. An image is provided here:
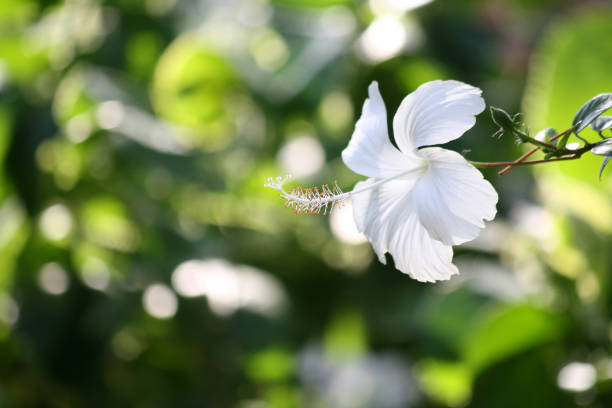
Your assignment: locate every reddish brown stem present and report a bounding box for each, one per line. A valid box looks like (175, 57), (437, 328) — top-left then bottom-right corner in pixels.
(473, 155), (579, 168)
(498, 127), (572, 175)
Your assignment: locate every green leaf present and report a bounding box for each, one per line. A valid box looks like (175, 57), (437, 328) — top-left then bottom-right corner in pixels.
(599, 157), (610, 180)
(462, 304), (564, 373)
(417, 360), (472, 407)
(590, 115), (612, 133)
(557, 132), (571, 149)
(590, 138), (612, 156)
(572, 93), (612, 133)
(323, 309), (367, 359)
(535, 127), (557, 142)
(151, 34), (238, 152)
(490, 106), (515, 130)
(246, 347), (295, 383)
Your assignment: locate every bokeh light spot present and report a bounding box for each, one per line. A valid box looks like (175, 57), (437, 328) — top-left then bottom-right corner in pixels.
(96, 100), (125, 130)
(66, 113), (92, 143)
(330, 198), (367, 245)
(558, 362), (596, 392)
(171, 259), (287, 318)
(277, 136), (325, 179)
(142, 283), (178, 319)
(39, 203), (73, 241)
(318, 91), (353, 134)
(249, 28), (290, 72)
(38, 262), (70, 295)
(0, 294), (19, 327)
(80, 257), (111, 291)
(357, 16), (408, 63)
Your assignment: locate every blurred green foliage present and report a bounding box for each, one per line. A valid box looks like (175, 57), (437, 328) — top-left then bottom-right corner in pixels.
(1, 0), (612, 407)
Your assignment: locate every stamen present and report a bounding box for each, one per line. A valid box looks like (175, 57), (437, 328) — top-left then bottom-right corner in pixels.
(265, 169), (423, 215)
(264, 175), (347, 215)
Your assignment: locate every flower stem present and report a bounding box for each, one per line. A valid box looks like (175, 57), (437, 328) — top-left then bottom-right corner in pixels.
(470, 155), (580, 169)
(514, 129), (560, 151)
(478, 127), (597, 174)
(498, 127), (572, 175)
(497, 146), (541, 175)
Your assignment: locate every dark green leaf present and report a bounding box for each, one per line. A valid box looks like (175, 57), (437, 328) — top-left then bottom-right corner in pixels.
(490, 106), (515, 130)
(590, 115), (612, 132)
(572, 93), (612, 133)
(599, 157), (610, 179)
(590, 138), (612, 156)
(557, 132), (571, 149)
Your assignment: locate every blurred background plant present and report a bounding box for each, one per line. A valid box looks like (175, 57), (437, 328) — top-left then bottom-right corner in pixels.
(1, 0), (612, 406)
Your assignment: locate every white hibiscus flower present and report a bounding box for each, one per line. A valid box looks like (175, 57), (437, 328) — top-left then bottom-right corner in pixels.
(265, 80), (498, 282)
(341, 80), (498, 282)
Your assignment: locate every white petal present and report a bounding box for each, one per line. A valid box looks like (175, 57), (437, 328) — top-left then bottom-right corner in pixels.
(389, 212), (458, 282)
(351, 178), (395, 263)
(351, 174), (458, 282)
(414, 147), (498, 245)
(392, 80), (485, 153)
(342, 82), (419, 179)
